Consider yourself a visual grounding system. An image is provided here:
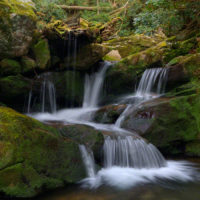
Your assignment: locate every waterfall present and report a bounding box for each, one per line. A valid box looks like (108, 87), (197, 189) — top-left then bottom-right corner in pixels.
(103, 136), (166, 169)
(136, 68), (169, 99)
(27, 73), (57, 113)
(83, 61), (110, 108)
(115, 67), (169, 127)
(79, 145), (96, 177)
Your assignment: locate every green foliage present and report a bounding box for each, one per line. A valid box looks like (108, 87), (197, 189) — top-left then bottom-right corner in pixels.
(81, 10), (110, 24)
(33, 0), (67, 22)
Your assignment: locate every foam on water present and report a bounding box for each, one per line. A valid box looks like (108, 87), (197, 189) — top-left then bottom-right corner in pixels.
(80, 161), (200, 189)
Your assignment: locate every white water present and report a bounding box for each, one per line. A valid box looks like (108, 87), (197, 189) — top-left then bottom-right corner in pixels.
(103, 136), (166, 168)
(79, 145), (96, 177)
(27, 66), (200, 190)
(83, 61), (110, 108)
(136, 68), (168, 99)
(80, 161), (200, 189)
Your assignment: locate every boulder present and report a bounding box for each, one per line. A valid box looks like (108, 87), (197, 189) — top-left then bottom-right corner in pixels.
(59, 124), (104, 163)
(122, 95), (200, 157)
(93, 104), (127, 124)
(0, 107), (85, 198)
(0, 0), (36, 59)
(102, 34), (158, 59)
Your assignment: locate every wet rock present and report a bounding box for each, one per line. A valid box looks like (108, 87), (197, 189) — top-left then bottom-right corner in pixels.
(0, 107), (85, 198)
(122, 95), (200, 157)
(93, 104), (127, 124)
(59, 124), (104, 164)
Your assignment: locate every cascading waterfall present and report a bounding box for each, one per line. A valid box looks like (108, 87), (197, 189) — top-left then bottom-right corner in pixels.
(83, 61), (110, 108)
(136, 68), (169, 99)
(115, 67), (169, 127)
(103, 136), (166, 168)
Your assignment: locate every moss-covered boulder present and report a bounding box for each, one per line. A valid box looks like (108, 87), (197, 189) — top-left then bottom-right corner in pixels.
(60, 124), (104, 163)
(102, 34), (159, 59)
(21, 56), (37, 74)
(167, 53), (200, 80)
(0, 75), (31, 111)
(0, 107), (85, 198)
(0, 59), (22, 76)
(164, 36), (198, 63)
(32, 39), (51, 70)
(93, 104), (127, 124)
(122, 95), (200, 157)
(0, 0), (36, 59)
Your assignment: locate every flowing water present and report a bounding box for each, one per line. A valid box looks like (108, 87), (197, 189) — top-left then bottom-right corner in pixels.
(83, 61), (110, 108)
(28, 65), (200, 199)
(27, 73), (57, 113)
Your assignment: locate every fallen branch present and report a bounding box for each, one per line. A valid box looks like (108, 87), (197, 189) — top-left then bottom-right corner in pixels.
(60, 5), (111, 11)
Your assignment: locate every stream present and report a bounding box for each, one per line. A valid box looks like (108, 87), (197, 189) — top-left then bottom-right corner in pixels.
(27, 62), (200, 200)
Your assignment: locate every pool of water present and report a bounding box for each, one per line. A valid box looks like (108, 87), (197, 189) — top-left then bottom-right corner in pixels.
(34, 160), (200, 200)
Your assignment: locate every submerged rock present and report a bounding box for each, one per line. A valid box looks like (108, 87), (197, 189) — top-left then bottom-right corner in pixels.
(0, 107), (85, 198)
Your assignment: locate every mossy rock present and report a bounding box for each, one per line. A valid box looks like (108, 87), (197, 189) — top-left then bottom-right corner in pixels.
(0, 58), (22, 76)
(60, 124), (104, 163)
(102, 34), (158, 59)
(164, 36), (198, 63)
(122, 95), (200, 157)
(0, 107), (85, 198)
(0, 75), (31, 111)
(21, 56), (36, 74)
(32, 39), (51, 70)
(167, 53), (200, 80)
(0, 0), (36, 59)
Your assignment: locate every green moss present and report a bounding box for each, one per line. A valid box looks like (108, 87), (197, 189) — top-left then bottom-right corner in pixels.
(0, 59), (22, 76)
(21, 56), (36, 73)
(0, 75), (30, 107)
(186, 141), (200, 157)
(0, 0), (36, 20)
(164, 37), (198, 63)
(0, 107), (85, 197)
(144, 95), (200, 156)
(103, 34), (158, 58)
(32, 39), (50, 70)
